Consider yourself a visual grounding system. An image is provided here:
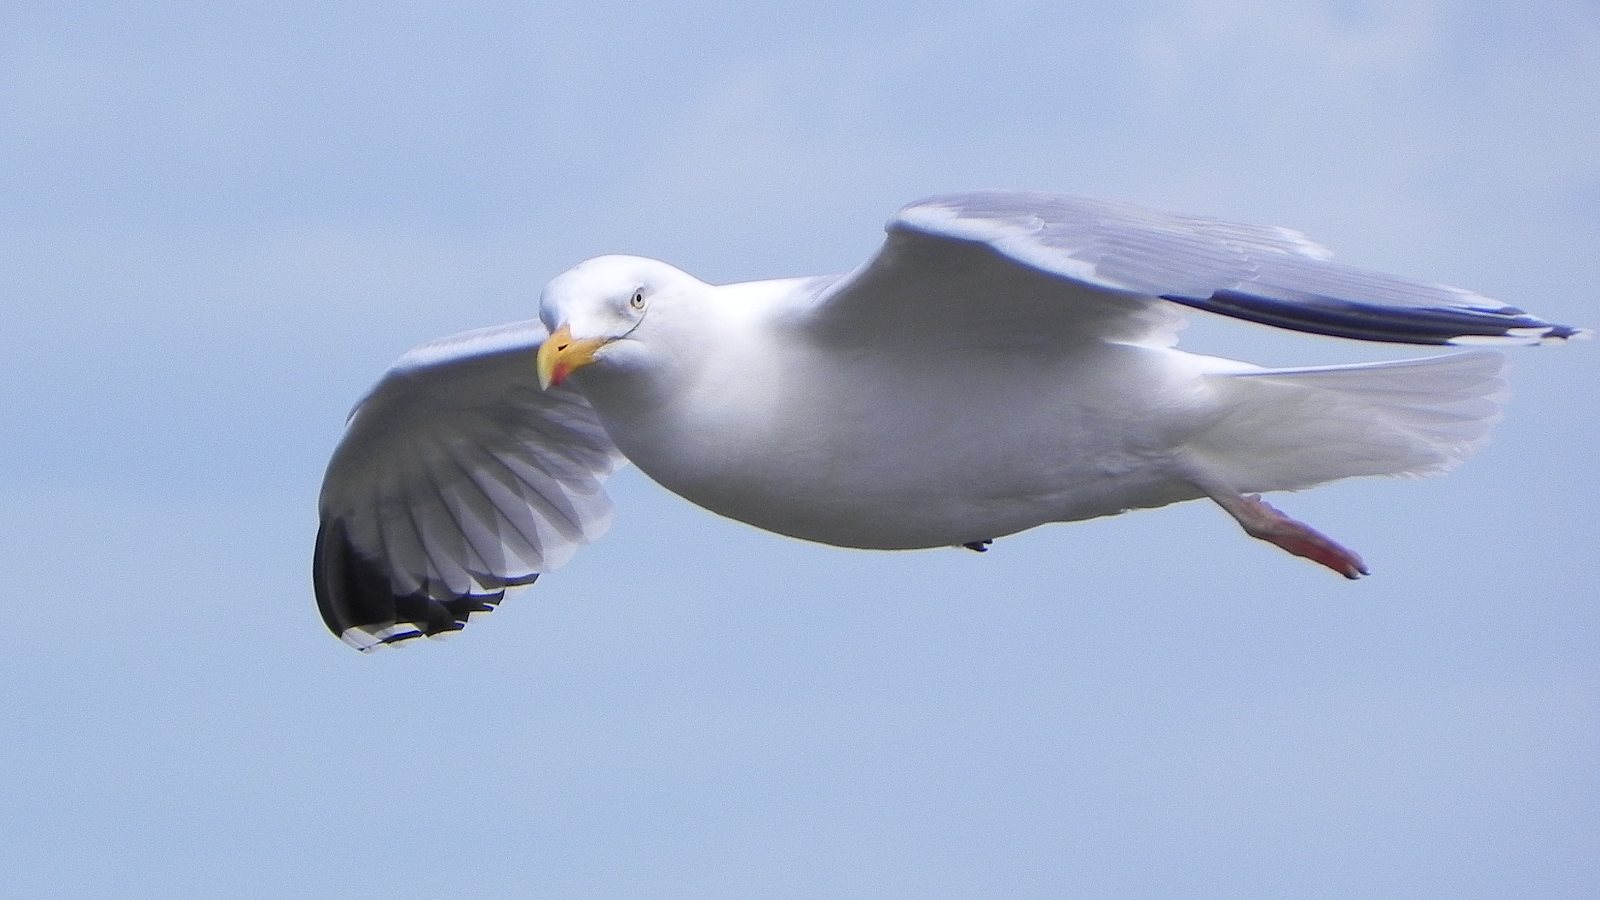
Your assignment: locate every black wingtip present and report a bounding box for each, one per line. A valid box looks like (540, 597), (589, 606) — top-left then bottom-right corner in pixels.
(313, 518), (529, 651)
(1541, 322), (1587, 342)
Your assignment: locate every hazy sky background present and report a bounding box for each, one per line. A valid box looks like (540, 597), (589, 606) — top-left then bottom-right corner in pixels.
(3, 2), (1597, 897)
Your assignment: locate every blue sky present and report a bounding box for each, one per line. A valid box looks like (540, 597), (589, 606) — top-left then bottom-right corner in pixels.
(3, 1), (1597, 896)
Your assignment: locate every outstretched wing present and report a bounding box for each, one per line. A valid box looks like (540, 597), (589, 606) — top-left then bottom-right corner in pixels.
(315, 319), (626, 651)
(808, 191), (1580, 347)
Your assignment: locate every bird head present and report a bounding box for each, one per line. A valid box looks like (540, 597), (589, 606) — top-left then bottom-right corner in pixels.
(536, 255), (700, 390)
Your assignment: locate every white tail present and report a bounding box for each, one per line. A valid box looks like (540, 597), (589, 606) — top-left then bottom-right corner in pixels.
(1186, 351), (1508, 494)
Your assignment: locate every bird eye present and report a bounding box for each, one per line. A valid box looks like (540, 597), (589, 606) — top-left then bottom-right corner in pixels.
(629, 289), (646, 310)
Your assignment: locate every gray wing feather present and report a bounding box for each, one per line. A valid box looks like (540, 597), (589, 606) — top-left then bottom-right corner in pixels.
(315, 319), (626, 650)
(813, 191), (1580, 346)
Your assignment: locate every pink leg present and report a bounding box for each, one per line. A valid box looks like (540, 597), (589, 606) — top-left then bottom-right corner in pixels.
(1208, 492), (1369, 579)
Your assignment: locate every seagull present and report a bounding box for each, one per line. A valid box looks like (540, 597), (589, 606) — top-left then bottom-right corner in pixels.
(314, 192), (1581, 650)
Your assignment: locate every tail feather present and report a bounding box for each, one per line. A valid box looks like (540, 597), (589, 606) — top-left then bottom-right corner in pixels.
(1188, 351), (1508, 493)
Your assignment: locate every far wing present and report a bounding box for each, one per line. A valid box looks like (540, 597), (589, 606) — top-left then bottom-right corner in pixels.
(808, 192), (1579, 347)
(314, 319), (626, 651)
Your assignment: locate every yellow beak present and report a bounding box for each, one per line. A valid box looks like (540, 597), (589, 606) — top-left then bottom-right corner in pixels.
(536, 324), (608, 390)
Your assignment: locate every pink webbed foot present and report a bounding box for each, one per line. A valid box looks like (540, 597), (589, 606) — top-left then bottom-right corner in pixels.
(1211, 493), (1369, 579)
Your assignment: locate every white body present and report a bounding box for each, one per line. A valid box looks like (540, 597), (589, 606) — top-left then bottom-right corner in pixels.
(570, 274), (1500, 551)
(579, 290), (1214, 548)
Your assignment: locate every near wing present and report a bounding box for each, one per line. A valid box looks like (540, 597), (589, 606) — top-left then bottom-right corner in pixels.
(315, 319), (626, 651)
(809, 191), (1580, 346)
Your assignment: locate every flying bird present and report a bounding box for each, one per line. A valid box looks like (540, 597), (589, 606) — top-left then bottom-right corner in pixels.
(314, 192), (1581, 650)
